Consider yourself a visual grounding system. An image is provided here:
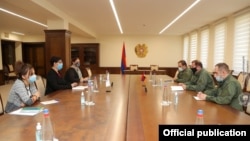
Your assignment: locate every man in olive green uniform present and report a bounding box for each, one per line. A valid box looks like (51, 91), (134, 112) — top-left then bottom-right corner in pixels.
(174, 60), (193, 83)
(179, 60), (214, 92)
(197, 63), (243, 111)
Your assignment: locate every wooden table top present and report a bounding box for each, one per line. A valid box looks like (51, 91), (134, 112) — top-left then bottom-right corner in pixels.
(0, 74), (250, 141)
(126, 75), (250, 141)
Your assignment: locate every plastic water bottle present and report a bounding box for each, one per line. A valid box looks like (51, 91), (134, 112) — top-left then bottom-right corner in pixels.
(195, 109), (204, 125)
(42, 109), (54, 141)
(81, 91), (85, 105)
(161, 85), (171, 105)
(106, 70), (110, 81)
(86, 79), (94, 105)
(174, 92), (178, 105)
(36, 122), (42, 141)
(94, 76), (98, 91)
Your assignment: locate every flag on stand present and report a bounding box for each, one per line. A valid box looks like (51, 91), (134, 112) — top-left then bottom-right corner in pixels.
(121, 42), (127, 74)
(141, 71), (146, 81)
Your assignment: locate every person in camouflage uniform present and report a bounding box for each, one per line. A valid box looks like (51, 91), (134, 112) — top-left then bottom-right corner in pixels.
(197, 63), (243, 111)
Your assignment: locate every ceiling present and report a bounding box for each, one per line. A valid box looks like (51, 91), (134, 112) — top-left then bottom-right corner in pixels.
(0, 0), (250, 38)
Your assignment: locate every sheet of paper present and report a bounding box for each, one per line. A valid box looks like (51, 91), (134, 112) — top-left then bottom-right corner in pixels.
(40, 99), (59, 105)
(72, 85), (87, 90)
(193, 96), (203, 101)
(171, 86), (184, 91)
(9, 108), (42, 116)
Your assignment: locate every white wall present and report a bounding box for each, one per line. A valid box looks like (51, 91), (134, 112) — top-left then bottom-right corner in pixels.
(96, 35), (182, 67)
(0, 33), (183, 68)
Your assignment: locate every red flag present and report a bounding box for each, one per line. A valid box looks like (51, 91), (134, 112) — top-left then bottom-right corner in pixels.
(121, 42), (127, 74)
(141, 71), (146, 81)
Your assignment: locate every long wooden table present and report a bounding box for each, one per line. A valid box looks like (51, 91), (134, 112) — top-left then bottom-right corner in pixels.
(0, 75), (130, 141)
(126, 75), (250, 141)
(0, 74), (250, 141)
(124, 70), (166, 75)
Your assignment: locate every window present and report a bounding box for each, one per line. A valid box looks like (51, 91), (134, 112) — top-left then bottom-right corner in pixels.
(200, 29), (209, 68)
(183, 36), (189, 62)
(233, 12), (250, 73)
(190, 32), (197, 62)
(213, 22), (226, 66)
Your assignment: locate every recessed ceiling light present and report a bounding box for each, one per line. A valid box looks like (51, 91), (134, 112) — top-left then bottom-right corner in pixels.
(0, 8), (48, 28)
(109, 0), (123, 34)
(159, 0), (201, 34)
(11, 31), (25, 35)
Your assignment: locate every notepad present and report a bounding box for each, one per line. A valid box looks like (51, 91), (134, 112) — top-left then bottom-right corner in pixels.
(21, 107), (44, 113)
(40, 99), (59, 105)
(72, 86), (87, 90)
(9, 107), (43, 116)
(171, 86), (184, 91)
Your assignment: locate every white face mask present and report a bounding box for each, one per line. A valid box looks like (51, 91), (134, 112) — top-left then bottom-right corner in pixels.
(178, 67), (183, 72)
(215, 75), (223, 82)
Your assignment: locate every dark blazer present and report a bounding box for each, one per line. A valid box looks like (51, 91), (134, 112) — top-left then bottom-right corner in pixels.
(64, 67), (80, 83)
(45, 69), (72, 95)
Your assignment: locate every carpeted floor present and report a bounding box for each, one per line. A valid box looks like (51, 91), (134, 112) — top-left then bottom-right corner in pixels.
(0, 81), (14, 110)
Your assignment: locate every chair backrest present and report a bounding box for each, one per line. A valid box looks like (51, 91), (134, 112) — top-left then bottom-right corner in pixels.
(35, 75), (45, 97)
(150, 65), (159, 71)
(237, 72), (246, 90)
(229, 70), (234, 75)
(86, 67), (92, 78)
(42, 77), (47, 88)
(0, 93), (4, 115)
(8, 64), (15, 72)
(246, 73), (250, 92)
(241, 92), (250, 115)
(130, 64), (138, 71)
(6, 64), (17, 78)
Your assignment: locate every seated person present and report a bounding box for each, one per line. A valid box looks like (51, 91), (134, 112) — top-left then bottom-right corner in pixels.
(190, 59), (199, 74)
(174, 60), (193, 83)
(45, 56), (78, 95)
(179, 60), (214, 92)
(5, 61), (40, 113)
(65, 57), (88, 83)
(197, 63), (243, 111)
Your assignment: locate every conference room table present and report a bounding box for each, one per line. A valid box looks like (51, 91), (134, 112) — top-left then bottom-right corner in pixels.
(124, 69), (166, 75)
(0, 74), (250, 141)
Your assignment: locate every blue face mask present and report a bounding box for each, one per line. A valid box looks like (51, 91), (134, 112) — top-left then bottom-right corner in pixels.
(57, 63), (63, 70)
(29, 74), (37, 83)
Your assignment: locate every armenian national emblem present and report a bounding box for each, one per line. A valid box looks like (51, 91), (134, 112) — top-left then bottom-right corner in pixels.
(135, 44), (148, 58)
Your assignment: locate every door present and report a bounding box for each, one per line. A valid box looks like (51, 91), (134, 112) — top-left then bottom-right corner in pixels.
(1, 40), (16, 66)
(22, 43), (46, 77)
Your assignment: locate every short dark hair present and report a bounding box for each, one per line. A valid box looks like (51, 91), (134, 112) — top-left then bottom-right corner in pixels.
(215, 63), (230, 73)
(50, 56), (61, 66)
(15, 61), (31, 79)
(72, 57), (79, 63)
(191, 59), (199, 64)
(195, 61), (203, 68)
(178, 60), (187, 66)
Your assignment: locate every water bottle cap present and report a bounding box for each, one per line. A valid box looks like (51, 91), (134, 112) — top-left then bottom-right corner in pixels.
(36, 122), (41, 129)
(197, 109), (203, 115)
(43, 109), (49, 114)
